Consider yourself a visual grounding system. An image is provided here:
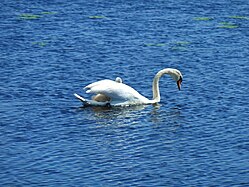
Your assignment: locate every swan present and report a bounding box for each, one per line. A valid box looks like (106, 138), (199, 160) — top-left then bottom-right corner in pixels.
(74, 68), (183, 107)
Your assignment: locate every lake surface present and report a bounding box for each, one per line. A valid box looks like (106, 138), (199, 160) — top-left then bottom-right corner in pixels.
(1, 0), (249, 186)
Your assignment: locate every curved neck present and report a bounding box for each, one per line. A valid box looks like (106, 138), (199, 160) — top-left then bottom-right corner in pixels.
(151, 68), (173, 103)
(152, 72), (162, 103)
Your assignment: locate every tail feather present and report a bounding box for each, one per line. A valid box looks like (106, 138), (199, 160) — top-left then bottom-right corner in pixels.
(74, 93), (87, 103)
(74, 93), (108, 106)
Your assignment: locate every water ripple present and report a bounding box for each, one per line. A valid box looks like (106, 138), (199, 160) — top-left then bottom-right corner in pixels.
(1, 0), (249, 186)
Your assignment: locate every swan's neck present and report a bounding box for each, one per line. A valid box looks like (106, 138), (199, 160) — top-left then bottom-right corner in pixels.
(151, 69), (173, 103)
(152, 72), (162, 103)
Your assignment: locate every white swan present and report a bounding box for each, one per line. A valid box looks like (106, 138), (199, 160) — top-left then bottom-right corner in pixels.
(74, 68), (183, 107)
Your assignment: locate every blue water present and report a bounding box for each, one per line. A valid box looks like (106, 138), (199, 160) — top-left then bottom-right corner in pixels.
(1, 0), (249, 186)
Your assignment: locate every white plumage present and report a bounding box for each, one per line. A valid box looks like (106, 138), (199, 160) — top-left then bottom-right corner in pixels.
(74, 68), (183, 107)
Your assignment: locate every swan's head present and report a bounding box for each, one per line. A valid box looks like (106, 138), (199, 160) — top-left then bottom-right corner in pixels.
(167, 68), (183, 90)
(177, 75), (183, 90)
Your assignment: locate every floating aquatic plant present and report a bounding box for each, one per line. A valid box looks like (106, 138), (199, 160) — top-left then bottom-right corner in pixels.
(169, 41), (190, 51)
(19, 13), (41, 20)
(229, 16), (249, 20)
(218, 22), (238, 29)
(194, 17), (213, 21)
(41, 11), (57, 15)
(19, 11), (57, 20)
(32, 42), (47, 47)
(89, 15), (106, 19)
(175, 41), (190, 45)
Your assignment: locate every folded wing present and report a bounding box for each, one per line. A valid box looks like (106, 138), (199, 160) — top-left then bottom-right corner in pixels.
(84, 79), (147, 103)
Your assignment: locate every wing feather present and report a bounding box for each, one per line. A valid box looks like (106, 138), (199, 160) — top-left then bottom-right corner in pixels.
(84, 79), (146, 102)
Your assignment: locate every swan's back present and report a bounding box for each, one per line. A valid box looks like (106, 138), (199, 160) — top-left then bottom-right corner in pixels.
(84, 79), (149, 103)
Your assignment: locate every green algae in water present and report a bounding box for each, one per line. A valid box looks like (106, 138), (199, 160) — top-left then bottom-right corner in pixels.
(41, 11), (57, 15)
(218, 22), (238, 29)
(20, 14), (41, 20)
(194, 17), (213, 21)
(169, 41), (190, 51)
(32, 42), (47, 47)
(89, 15), (106, 19)
(219, 25), (238, 29)
(229, 16), (249, 20)
(175, 41), (191, 45)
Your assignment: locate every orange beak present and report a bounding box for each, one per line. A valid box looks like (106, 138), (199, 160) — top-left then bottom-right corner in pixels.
(177, 77), (182, 90)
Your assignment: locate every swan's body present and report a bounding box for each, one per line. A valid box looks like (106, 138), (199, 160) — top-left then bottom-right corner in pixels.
(91, 77), (122, 102)
(74, 68), (183, 107)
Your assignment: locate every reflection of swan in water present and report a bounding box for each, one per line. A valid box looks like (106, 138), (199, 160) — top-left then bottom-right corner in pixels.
(81, 104), (149, 120)
(74, 68), (183, 107)
(79, 104), (182, 133)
